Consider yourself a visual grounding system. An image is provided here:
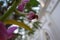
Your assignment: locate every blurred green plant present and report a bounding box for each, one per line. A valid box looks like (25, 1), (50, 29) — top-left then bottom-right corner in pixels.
(0, 0), (40, 40)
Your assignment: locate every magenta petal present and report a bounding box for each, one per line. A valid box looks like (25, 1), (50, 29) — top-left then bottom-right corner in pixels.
(27, 11), (35, 20)
(18, 0), (30, 12)
(18, 3), (25, 12)
(7, 27), (17, 39)
(0, 22), (7, 40)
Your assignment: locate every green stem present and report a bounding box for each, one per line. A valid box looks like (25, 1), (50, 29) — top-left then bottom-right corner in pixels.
(0, 0), (21, 21)
(14, 10), (25, 17)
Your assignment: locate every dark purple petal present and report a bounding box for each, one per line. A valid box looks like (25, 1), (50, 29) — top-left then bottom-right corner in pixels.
(27, 11), (35, 20)
(7, 26), (17, 39)
(18, 0), (30, 12)
(18, 3), (25, 12)
(0, 22), (7, 40)
(27, 11), (38, 20)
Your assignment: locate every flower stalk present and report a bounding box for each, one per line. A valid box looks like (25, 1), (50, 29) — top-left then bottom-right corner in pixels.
(0, 0), (21, 22)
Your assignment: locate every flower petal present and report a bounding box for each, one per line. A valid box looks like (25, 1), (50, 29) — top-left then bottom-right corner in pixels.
(18, 3), (25, 12)
(0, 22), (7, 40)
(27, 11), (35, 20)
(27, 11), (38, 20)
(7, 26), (18, 39)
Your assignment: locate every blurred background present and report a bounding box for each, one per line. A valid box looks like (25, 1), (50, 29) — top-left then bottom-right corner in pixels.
(0, 0), (60, 40)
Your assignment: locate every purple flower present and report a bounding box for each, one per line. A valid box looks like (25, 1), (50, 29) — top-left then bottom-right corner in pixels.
(18, 3), (25, 12)
(27, 11), (38, 20)
(7, 27), (17, 39)
(0, 22), (7, 40)
(18, 0), (30, 12)
(0, 22), (18, 40)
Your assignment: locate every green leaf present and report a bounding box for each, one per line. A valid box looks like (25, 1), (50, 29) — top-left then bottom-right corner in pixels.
(28, 30), (34, 35)
(29, 0), (40, 7)
(27, 0), (40, 7)
(33, 23), (38, 29)
(4, 20), (33, 31)
(25, 0), (40, 12)
(33, 21), (40, 29)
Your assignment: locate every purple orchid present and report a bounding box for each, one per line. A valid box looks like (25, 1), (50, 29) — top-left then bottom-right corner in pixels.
(0, 22), (18, 40)
(18, 3), (25, 12)
(27, 11), (38, 20)
(0, 22), (7, 40)
(18, 0), (30, 12)
(7, 26), (17, 39)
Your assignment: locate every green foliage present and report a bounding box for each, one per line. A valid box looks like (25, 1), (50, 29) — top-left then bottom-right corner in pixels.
(28, 30), (35, 35)
(25, 0), (40, 12)
(0, 0), (40, 39)
(29, 0), (40, 7)
(0, 0), (21, 21)
(33, 21), (40, 29)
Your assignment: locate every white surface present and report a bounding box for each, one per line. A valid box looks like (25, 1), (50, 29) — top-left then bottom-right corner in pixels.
(51, 2), (60, 28)
(46, 0), (58, 12)
(50, 2), (60, 40)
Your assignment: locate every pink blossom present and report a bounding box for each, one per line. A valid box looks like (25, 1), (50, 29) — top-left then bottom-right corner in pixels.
(27, 11), (38, 20)
(18, 0), (30, 12)
(18, 3), (25, 12)
(0, 22), (7, 40)
(0, 22), (18, 40)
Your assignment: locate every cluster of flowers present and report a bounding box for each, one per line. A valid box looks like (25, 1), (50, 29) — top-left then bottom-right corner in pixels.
(18, 0), (38, 20)
(0, 0), (38, 40)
